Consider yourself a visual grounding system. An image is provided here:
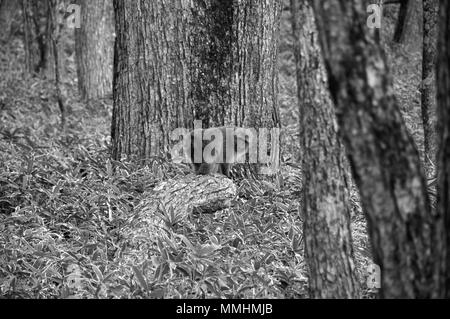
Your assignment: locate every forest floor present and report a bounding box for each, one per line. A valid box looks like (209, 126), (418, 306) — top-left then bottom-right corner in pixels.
(0, 8), (424, 298)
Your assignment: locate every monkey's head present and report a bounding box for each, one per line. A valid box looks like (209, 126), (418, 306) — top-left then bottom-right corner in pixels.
(184, 127), (249, 177)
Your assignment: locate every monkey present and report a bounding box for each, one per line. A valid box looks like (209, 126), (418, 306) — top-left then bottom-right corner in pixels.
(184, 127), (250, 177)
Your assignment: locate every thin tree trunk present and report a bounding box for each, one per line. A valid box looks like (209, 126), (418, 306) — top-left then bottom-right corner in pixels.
(393, 0), (417, 43)
(291, 0), (359, 299)
(422, 0), (439, 176)
(21, 0), (51, 74)
(47, 0), (66, 126)
(22, 0), (43, 73)
(75, 0), (114, 101)
(312, 0), (445, 298)
(436, 0), (450, 298)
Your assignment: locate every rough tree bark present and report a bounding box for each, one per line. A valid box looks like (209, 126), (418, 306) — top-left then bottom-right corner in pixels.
(312, 0), (445, 298)
(190, 0), (281, 131)
(291, 0), (359, 298)
(393, 0), (418, 43)
(436, 0), (450, 298)
(112, 0), (194, 161)
(75, 0), (114, 101)
(422, 0), (439, 176)
(21, 0), (66, 78)
(112, 0), (281, 170)
(188, 1), (233, 128)
(228, 0), (281, 178)
(21, 0), (49, 74)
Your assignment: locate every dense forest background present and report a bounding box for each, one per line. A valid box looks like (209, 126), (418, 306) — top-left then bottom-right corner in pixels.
(0, 0), (448, 299)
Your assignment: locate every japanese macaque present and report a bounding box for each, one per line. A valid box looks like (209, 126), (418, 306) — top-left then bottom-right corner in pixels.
(184, 127), (250, 177)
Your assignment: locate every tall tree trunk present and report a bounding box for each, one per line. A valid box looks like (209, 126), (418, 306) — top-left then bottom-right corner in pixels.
(75, 0), (114, 101)
(189, 0), (281, 178)
(0, 0), (18, 42)
(21, 0), (49, 74)
(47, 0), (67, 126)
(190, 0), (280, 131)
(291, 0), (359, 298)
(312, 0), (445, 298)
(112, 0), (194, 161)
(112, 0), (281, 167)
(436, 0), (450, 298)
(422, 0), (439, 177)
(226, 0), (281, 131)
(188, 1), (233, 128)
(21, 0), (66, 78)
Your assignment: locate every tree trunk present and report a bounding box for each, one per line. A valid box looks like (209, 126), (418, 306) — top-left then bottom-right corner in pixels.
(21, 0), (68, 79)
(112, 0), (194, 161)
(190, 0), (280, 131)
(312, 0), (445, 298)
(226, 1), (281, 131)
(112, 0), (281, 170)
(188, 0), (281, 177)
(421, 0), (439, 176)
(393, 0), (417, 43)
(75, 0), (114, 101)
(21, 0), (49, 74)
(436, 0), (450, 298)
(291, 0), (359, 298)
(0, 0), (18, 42)
(188, 1), (233, 128)
(46, 0), (67, 126)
